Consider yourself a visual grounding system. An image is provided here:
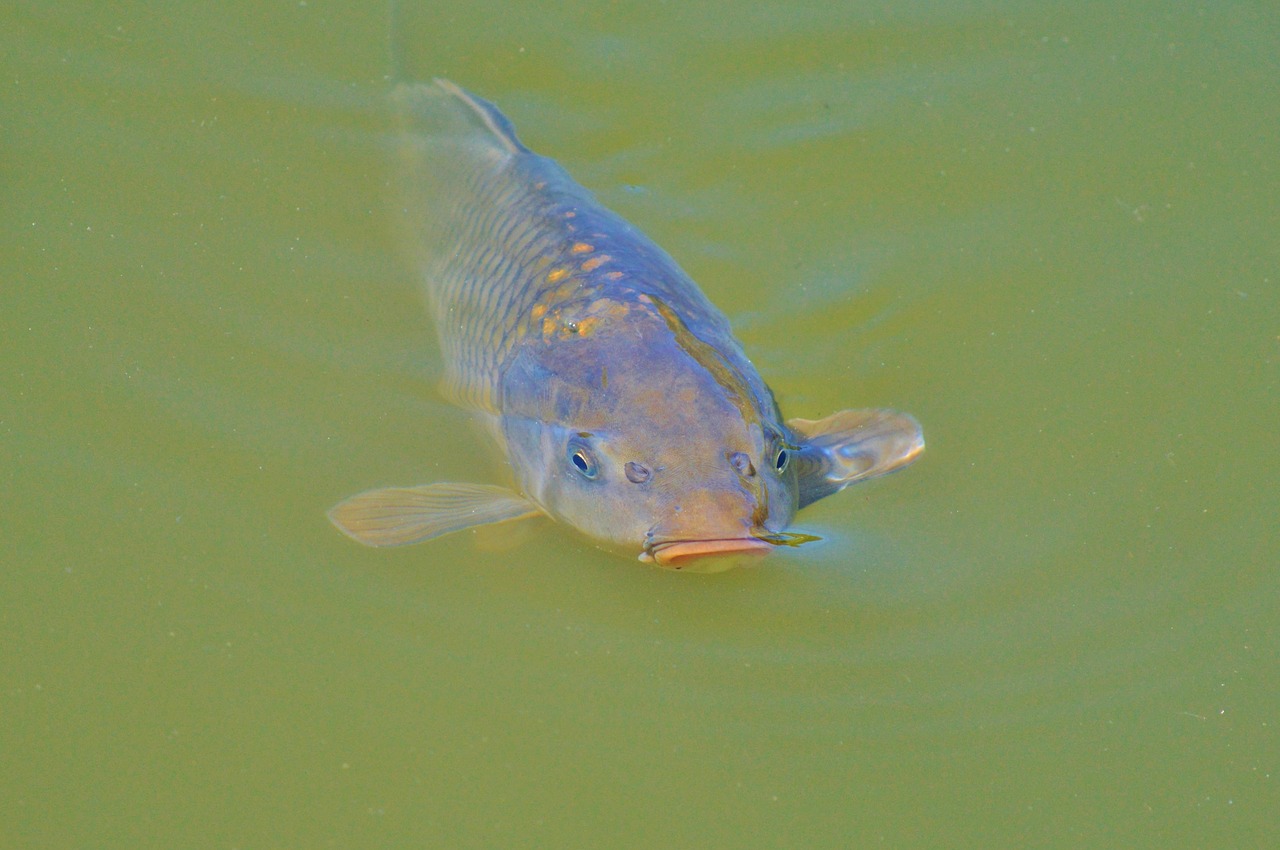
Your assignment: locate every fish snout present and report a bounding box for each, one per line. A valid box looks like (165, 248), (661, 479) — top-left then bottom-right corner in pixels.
(638, 471), (782, 570)
(641, 508), (775, 569)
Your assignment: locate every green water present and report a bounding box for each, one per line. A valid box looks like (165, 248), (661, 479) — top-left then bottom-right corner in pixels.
(5, 1), (1277, 847)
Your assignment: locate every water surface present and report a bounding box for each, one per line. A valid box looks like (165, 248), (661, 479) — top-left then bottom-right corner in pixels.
(4, 1), (1277, 847)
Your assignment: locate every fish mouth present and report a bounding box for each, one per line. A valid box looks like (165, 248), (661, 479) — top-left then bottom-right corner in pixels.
(639, 530), (822, 570)
(640, 537), (773, 569)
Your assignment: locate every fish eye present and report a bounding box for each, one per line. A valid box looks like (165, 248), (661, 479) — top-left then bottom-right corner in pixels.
(774, 447), (790, 472)
(568, 443), (599, 480)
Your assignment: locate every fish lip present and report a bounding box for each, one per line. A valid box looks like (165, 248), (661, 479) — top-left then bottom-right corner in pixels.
(641, 537), (773, 568)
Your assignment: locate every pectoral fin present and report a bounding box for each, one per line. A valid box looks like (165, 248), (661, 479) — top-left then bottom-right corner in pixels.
(788, 409), (925, 508)
(328, 483), (541, 547)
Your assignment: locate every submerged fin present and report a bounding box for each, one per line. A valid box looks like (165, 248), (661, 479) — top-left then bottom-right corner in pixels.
(788, 409), (925, 508)
(328, 482), (541, 547)
(392, 79), (529, 158)
(431, 78), (529, 154)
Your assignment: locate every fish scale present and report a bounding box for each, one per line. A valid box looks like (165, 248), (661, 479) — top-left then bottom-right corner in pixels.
(398, 84), (761, 415)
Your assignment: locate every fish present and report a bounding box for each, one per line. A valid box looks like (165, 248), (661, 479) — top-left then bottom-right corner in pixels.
(328, 79), (924, 569)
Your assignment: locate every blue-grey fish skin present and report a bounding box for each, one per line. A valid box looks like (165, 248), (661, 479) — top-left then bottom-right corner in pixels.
(393, 81), (799, 554)
(394, 83), (773, 421)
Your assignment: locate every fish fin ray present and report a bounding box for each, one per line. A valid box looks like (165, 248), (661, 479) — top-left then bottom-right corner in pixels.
(328, 483), (541, 547)
(788, 409), (924, 508)
(392, 80), (528, 156)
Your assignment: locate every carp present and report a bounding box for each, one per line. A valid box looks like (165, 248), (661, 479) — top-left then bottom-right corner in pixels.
(329, 81), (923, 568)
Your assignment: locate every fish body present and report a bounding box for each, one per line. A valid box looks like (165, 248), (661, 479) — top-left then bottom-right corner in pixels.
(330, 80), (924, 568)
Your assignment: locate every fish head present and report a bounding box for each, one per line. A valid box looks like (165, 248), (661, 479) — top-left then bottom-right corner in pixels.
(499, 294), (800, 568)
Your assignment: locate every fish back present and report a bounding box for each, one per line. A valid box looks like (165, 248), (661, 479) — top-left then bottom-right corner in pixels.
(393, 81), (756, 414)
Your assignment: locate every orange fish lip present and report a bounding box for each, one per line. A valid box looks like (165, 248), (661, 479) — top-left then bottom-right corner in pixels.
(642, 537), (773, 568)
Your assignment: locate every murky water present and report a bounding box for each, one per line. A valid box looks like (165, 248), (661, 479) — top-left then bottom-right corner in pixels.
(5, 1), (1277, 847)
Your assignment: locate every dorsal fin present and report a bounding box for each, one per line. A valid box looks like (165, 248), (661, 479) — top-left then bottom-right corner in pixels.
(392, 79), (530, 156)
(432, 79), (529, 154)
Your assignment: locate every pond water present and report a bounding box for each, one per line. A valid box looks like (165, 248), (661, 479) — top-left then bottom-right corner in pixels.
(5, 1), (1277, 847)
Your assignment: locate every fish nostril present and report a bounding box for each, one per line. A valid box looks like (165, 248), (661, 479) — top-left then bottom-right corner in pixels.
(728, 451), (755, 477)
(625, 461), (651, 484)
